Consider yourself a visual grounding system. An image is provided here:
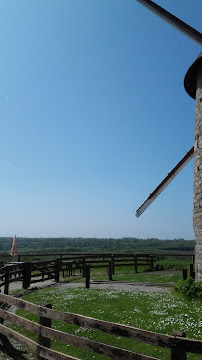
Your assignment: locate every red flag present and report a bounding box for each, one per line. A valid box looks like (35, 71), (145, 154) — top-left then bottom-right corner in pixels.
(10, 235), (18, 257)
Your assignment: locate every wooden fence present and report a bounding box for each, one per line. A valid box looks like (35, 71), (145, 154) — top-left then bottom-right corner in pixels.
(14, 252), (194, 262)
(0, 255), (156, 294)
(0, 293), (201, 360)
(60, 254), (155, 276)
(0, 260), (56, 295)
(0, 254), (195, 294)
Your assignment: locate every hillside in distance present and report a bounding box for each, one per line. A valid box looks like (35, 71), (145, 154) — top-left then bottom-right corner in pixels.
(0, 237), (195, 255)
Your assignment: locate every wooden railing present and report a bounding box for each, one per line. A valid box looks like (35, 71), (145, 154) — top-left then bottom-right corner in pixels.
(0, 255), (156, 294)
(0, 253), (195, 294)
(0, 263), (24, 295)
(0, 293), (201, 360)
(12, 252), (194, 266)
(0, 260), (56, 295)
(60, 254), (155, 277)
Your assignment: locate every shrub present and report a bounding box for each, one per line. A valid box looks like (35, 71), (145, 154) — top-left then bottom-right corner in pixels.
(175, 277), (202, 298)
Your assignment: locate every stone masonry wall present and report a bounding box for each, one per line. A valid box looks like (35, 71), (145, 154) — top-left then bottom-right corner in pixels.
(194, 65), (202, 281)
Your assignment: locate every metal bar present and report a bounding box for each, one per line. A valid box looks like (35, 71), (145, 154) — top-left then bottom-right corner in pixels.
(136, 146), (194, 218)
(136, 0), (202, 46)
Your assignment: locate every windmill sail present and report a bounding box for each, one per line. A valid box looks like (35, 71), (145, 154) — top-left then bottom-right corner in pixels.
(136, 0), (202, 46)
(136, 146), (194, 218)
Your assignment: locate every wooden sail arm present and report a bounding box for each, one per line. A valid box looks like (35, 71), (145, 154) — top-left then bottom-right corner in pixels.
(136, 146), (194, 218)
(136, 0), (202, 46)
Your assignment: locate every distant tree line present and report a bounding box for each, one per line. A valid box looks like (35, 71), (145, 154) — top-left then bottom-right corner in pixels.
(0, 237), (195, 255)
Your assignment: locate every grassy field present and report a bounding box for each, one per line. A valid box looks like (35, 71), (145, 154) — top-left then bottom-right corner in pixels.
(10, 283), (202, 360)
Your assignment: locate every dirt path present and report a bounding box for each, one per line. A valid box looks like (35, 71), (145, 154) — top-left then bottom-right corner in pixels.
(5, 277), (173, 294)
(5, 270), (180, 294)
(58, 280), (173, 292)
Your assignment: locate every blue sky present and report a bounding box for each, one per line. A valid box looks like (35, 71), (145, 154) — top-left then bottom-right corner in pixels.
(0, 0), (201, 239)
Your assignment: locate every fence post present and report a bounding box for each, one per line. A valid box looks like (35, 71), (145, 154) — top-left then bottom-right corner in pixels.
(171, 331), (187, 360)
(37, 303), (52, 360)
(83, 256), (86, 277)
(55, 258), (60, 283)
(111, 255), (115, 275)
(150, 255), (154, 269)
(69, 262), (73, 276)
(183, 269), (187, 280)
(134, 255), (138, 273)
(85, 265), (90, 289)
(19, 263), (23, 278)
(14, 265), (17, 279)
(190, 264), (195, 279)
(22, 262), (31, 289)
(42, 267), (44, 282)
(4, 266), (10, 295)
(109, 261), (113, 281)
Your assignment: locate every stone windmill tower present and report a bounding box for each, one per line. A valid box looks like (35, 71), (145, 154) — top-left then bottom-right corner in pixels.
(135, 0), (202, 280)
(185, 53), (202, 280)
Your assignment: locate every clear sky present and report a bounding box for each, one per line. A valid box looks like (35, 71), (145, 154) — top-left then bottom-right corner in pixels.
(0, 0), (201, 239)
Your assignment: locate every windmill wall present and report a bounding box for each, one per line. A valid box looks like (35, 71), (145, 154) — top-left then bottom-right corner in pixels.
(194, 66), (202, 281)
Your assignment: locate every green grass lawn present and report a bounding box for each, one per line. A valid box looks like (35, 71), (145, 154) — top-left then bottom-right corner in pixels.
(10, 285), (202, 360)
(155, 259), (191, 271)
(95, 270), (181, 283)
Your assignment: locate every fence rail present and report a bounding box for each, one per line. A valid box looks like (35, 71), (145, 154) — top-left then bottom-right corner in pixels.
(0, 293), (201, 360)
(11, 252), (194, 262)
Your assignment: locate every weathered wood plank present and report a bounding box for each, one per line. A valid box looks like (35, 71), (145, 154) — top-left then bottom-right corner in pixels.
(0, 294), (188, 349)
(0, 311), (158, 360)
(0, 323), (79, 360)
(0, 294), (202, 354)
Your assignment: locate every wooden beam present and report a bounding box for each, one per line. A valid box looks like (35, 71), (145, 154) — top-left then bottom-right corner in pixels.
(0, 293), (202, 354)
(0, 310), (158, 360)
(0, 323), (79, 360)
(136, 0), (202, 45)
(136, 147), (194, 218)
